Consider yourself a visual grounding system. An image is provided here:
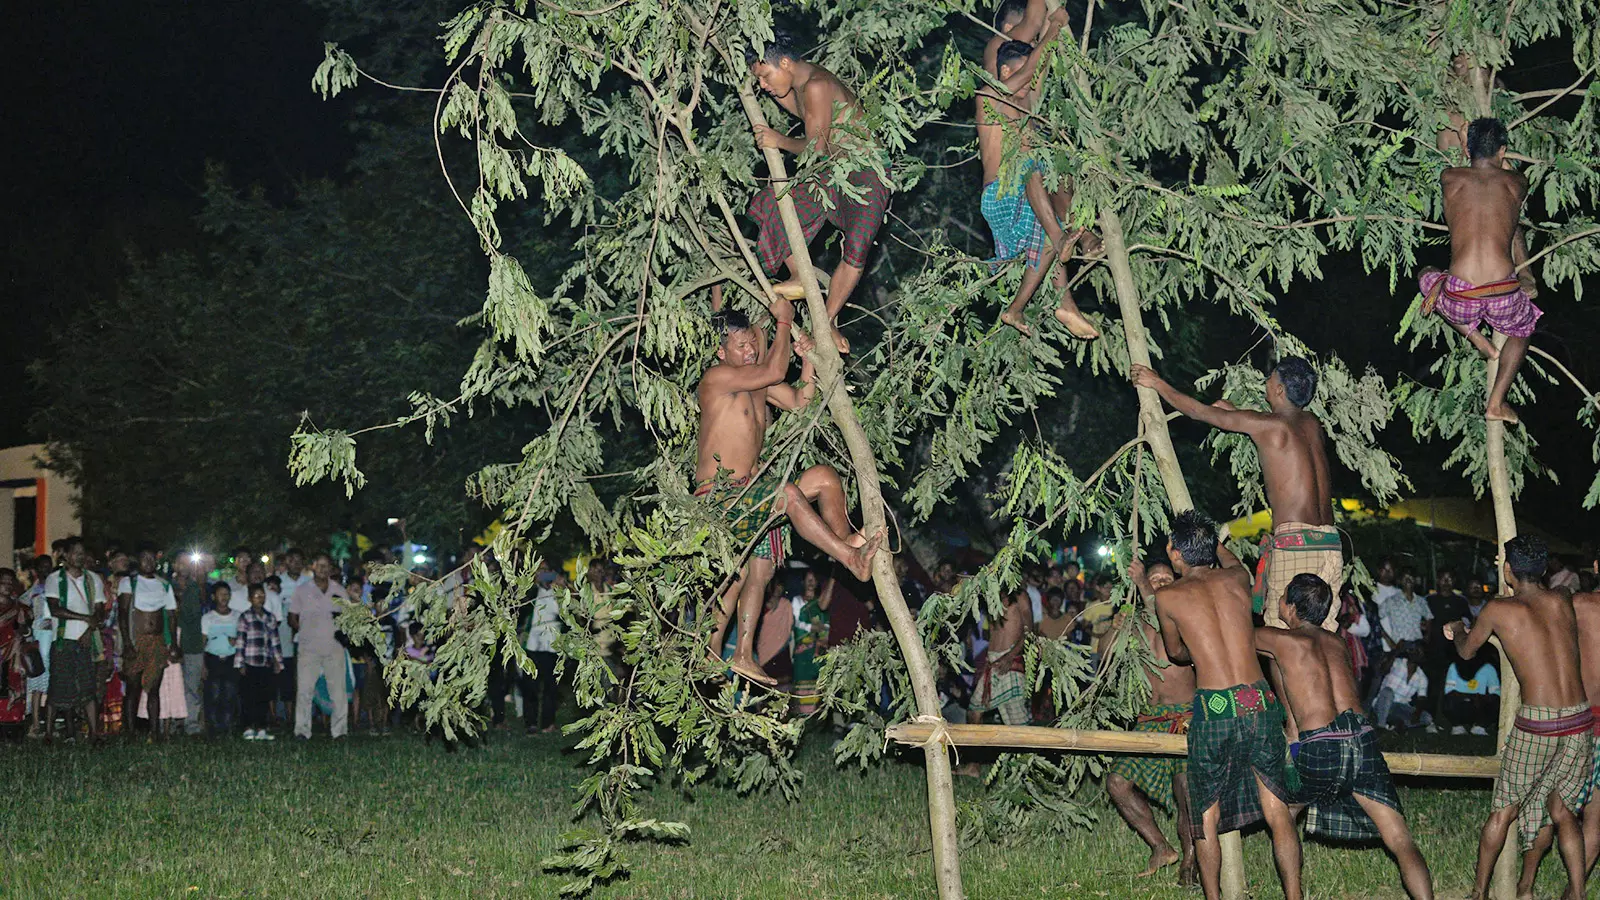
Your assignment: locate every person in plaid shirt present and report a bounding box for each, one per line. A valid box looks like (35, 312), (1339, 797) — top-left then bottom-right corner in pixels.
(746, 34), (890, 356)
(234, 584), (283, 741)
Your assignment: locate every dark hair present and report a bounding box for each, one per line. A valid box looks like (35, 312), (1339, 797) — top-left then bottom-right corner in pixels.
(60, 535), (86, 554)
(408, 622), (425, 638)
(312, 551), (334, 565)
(0, 567), (16, 580)
(1466, 117), (1508, 161)
(995, 0), (1028, 28)
(1045, 587), (1064, 603)
(31, 555), (53, 575)
(1273, 357), (1317, 408)
(212, 582), (232, 596)
(1168, 509), (1219, 567)
(136, 541), (158, 555)
(746, 32), (799, 67)
(1504, 535), (1548, 579)
(1286, 573), (1333, 626)
(995, 40), (1033, 75)
(1146, 559), (1175, 575)
(711, 309), (752, 342)
(248, 584), (267, 598)
(285, 547), (305, 559)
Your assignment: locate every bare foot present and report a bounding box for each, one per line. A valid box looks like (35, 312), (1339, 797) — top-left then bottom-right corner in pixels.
(1178, 858), (1198, 886)
(1053, 305), (1100, 340)
(1077, 230), (1105, 257)
(772, 280), (807, 300)
(1136, 847), (1181, 878)
(1466, 330), (1500, 360)
(844, 528), (885, 582)
(727, 654), (779, 686)
(1486, 403), (1521, 425)
(999, 310), (1033, 337)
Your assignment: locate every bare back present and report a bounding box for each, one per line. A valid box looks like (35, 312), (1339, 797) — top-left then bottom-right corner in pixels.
(1142, 620), (1197, 705)
(1258, 410), (1333, 526)
(976, 89), (1031, 186)
(1441, 165), (1527, 286)
(1572, 591), (1600, 708)
(1464, 586), (1586, 709)
(1256, 625), (1362, 733)
(1155, 565), (1262, 690)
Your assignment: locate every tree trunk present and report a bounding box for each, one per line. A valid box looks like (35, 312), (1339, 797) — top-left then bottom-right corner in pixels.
(733, 83), (965, 900)
(1098, 209), (1247, 893)
(1099, 209), (1193, 511)
(1485, 331), (1522, 900)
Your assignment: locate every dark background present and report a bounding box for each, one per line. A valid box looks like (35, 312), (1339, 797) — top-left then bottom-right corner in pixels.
(2, 2), (1594, 540)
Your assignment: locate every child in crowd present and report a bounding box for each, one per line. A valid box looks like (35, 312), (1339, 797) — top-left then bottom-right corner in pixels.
(234, 585), (283, 741)
(201, 583), (242, 735)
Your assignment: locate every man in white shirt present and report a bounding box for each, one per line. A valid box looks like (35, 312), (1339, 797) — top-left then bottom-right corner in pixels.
(43, 537), (105, 741)
(1371, 650), (1438, 732)
(118, 546), (179, 737)
(521, 582), (563, 734)
(274, 548), (312, 722)
(288, 552), (349, 739)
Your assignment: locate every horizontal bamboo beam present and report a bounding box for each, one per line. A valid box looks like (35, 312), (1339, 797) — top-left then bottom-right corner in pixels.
(885, 722), (1502, 779)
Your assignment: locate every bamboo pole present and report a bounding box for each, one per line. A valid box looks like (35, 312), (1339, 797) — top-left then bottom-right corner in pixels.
(886, 722), (1503, 778)
(730, 75), (965, 900)
(1484, 331), (1522, 900)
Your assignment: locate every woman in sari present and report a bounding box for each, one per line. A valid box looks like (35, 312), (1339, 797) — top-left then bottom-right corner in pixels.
(790, 569), (834, 717)
(0, 570), (30, 733)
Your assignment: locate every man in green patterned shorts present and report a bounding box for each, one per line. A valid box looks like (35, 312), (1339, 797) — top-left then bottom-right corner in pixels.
(696, 296), (882, 685)
(1154, 510), (1301, 900)
(1109, 559), (1197, 884)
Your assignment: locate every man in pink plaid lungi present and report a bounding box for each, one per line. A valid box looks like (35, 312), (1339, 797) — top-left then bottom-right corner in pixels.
(748, 35), (890, 355)
(1419, 115), (1540, 425)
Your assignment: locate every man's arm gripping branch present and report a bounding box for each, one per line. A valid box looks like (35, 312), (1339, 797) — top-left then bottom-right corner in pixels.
(1445, 606), (1494, 660)
(766, 329), (817, 410)
(1130, 364), (1278, 438)
(704, 298), (798, 395)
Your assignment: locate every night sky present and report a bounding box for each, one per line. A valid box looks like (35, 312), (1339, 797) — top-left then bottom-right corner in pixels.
(2, 4), (1594, 535)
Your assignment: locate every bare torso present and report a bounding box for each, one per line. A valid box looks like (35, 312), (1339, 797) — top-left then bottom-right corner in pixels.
(1257, 625), (1363, 733)
(1259, 410), (1333, 526)
(695, 375), (769, 483)
(779, 65), (866, 157)
(1441, 165), (1527, 286)
(976, 87), (1031, 186)
(1571, 591), (1600, 708)
(1477, 588), (1586, 709)
(990, 595), (1030, 657)
(1142, 621), (1198, 706)
(1156, 566), (1263, 690)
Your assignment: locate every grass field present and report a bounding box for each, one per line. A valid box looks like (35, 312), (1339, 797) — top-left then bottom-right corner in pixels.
(0, 725), (1582, 899)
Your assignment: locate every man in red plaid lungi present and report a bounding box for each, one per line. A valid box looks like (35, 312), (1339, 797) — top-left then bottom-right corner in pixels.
(1418, 115), (1540, 425)
(748, 35), (890, 355)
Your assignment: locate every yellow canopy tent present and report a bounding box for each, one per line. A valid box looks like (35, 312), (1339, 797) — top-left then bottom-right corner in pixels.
(1226, 497), (1581, 555)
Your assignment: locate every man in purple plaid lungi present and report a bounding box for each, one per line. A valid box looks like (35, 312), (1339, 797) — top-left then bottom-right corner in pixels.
(747, 35), (890, 355)
(1419, 115), (1540, 425)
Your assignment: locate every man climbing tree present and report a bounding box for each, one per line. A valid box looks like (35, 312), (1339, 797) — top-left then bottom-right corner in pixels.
(696, 297), (881, 684)
(1132, 359), (1339, 629)
(977, 35), (1099, 340)
(747, 35), (890, 354)
(1417, 117), (1540, 425)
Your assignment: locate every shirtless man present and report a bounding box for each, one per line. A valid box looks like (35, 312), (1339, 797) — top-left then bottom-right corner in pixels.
(977, 10), (1098, 340)
(1574, 588), (1600, 880)
(696, 297), (882, 684)
(1419, 116), (1540, 424)
(1445, 536), (1590, 900)
(968, 588), (1033, 727)
(1255, 574), (1433, 900)
(117, 546), (178, 740)
(747, 36), (891, 354)
(1132, 357), (1340, 631)
(1154, 509), (1301, 900)
(1108, 559), (1197, 883)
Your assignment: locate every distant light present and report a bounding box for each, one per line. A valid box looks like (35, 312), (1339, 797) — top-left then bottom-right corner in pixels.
(1096, 546), (1110, 557)
(260, 554), (270, 564)
(387, 518), (402, 526)
(412, 553), (427, 565)
(188, 551), (203, 564)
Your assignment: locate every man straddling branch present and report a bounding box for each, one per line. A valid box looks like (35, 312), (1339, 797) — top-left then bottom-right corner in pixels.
(977, 7), (1099, 341)
(696, 296), (882, 685)
(1446, 536), (1590, 900)
(747, 35), (890, 355)
(1132, 359), (1340, 631)
(1418, 116), (1540, 425)
(1256, 574), (1434, 900)
(1108, 559), (1197, 884)
(1154, 510), (1302, 900)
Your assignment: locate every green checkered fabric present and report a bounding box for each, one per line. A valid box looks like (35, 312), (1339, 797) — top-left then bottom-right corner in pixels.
(1494, 705), (1595, 850)
(1295, 711), (1402, 842)
(1109, 703), (1191, 810)
(1187, 680), (1291, 834)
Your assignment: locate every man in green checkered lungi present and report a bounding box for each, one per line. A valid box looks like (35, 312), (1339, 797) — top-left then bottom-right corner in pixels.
(1152, 510), (1301, 900)
(1258, 574), (1433, 900)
